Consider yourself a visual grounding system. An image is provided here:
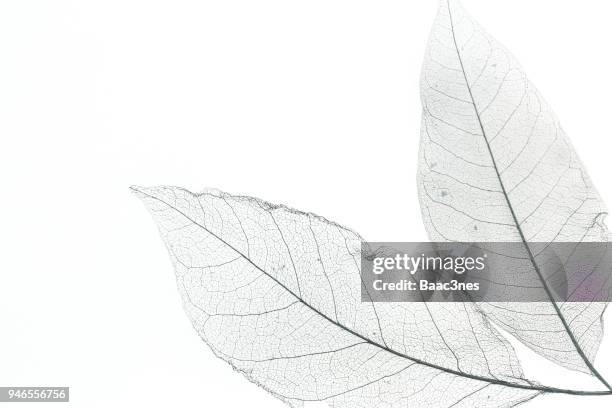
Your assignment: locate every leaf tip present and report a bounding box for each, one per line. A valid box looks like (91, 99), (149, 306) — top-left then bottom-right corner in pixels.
(130, 185), (144, 195)
(130, 185), (155, 202)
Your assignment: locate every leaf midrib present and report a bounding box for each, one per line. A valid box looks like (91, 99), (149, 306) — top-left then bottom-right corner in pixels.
(445, 0), (612, 392)
(134, 186), (612, 396)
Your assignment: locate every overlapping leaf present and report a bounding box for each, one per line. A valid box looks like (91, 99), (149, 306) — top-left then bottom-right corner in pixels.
(133, 186), (545, 407)
(418, 0), (609, 381)
(134, 0), (612, 406)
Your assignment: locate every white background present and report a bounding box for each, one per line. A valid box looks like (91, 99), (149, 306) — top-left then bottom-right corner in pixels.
(1, 0), (612, 407)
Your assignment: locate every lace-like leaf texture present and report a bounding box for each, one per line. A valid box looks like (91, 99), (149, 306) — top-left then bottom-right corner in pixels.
(134, 185), (543, 407)
(134, 0), (611, 406)
(418, 0), (609, 379)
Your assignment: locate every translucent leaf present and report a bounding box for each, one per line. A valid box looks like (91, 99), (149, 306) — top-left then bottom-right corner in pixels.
(133, 186), (544, 407)
(418, 0), (609, 383)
